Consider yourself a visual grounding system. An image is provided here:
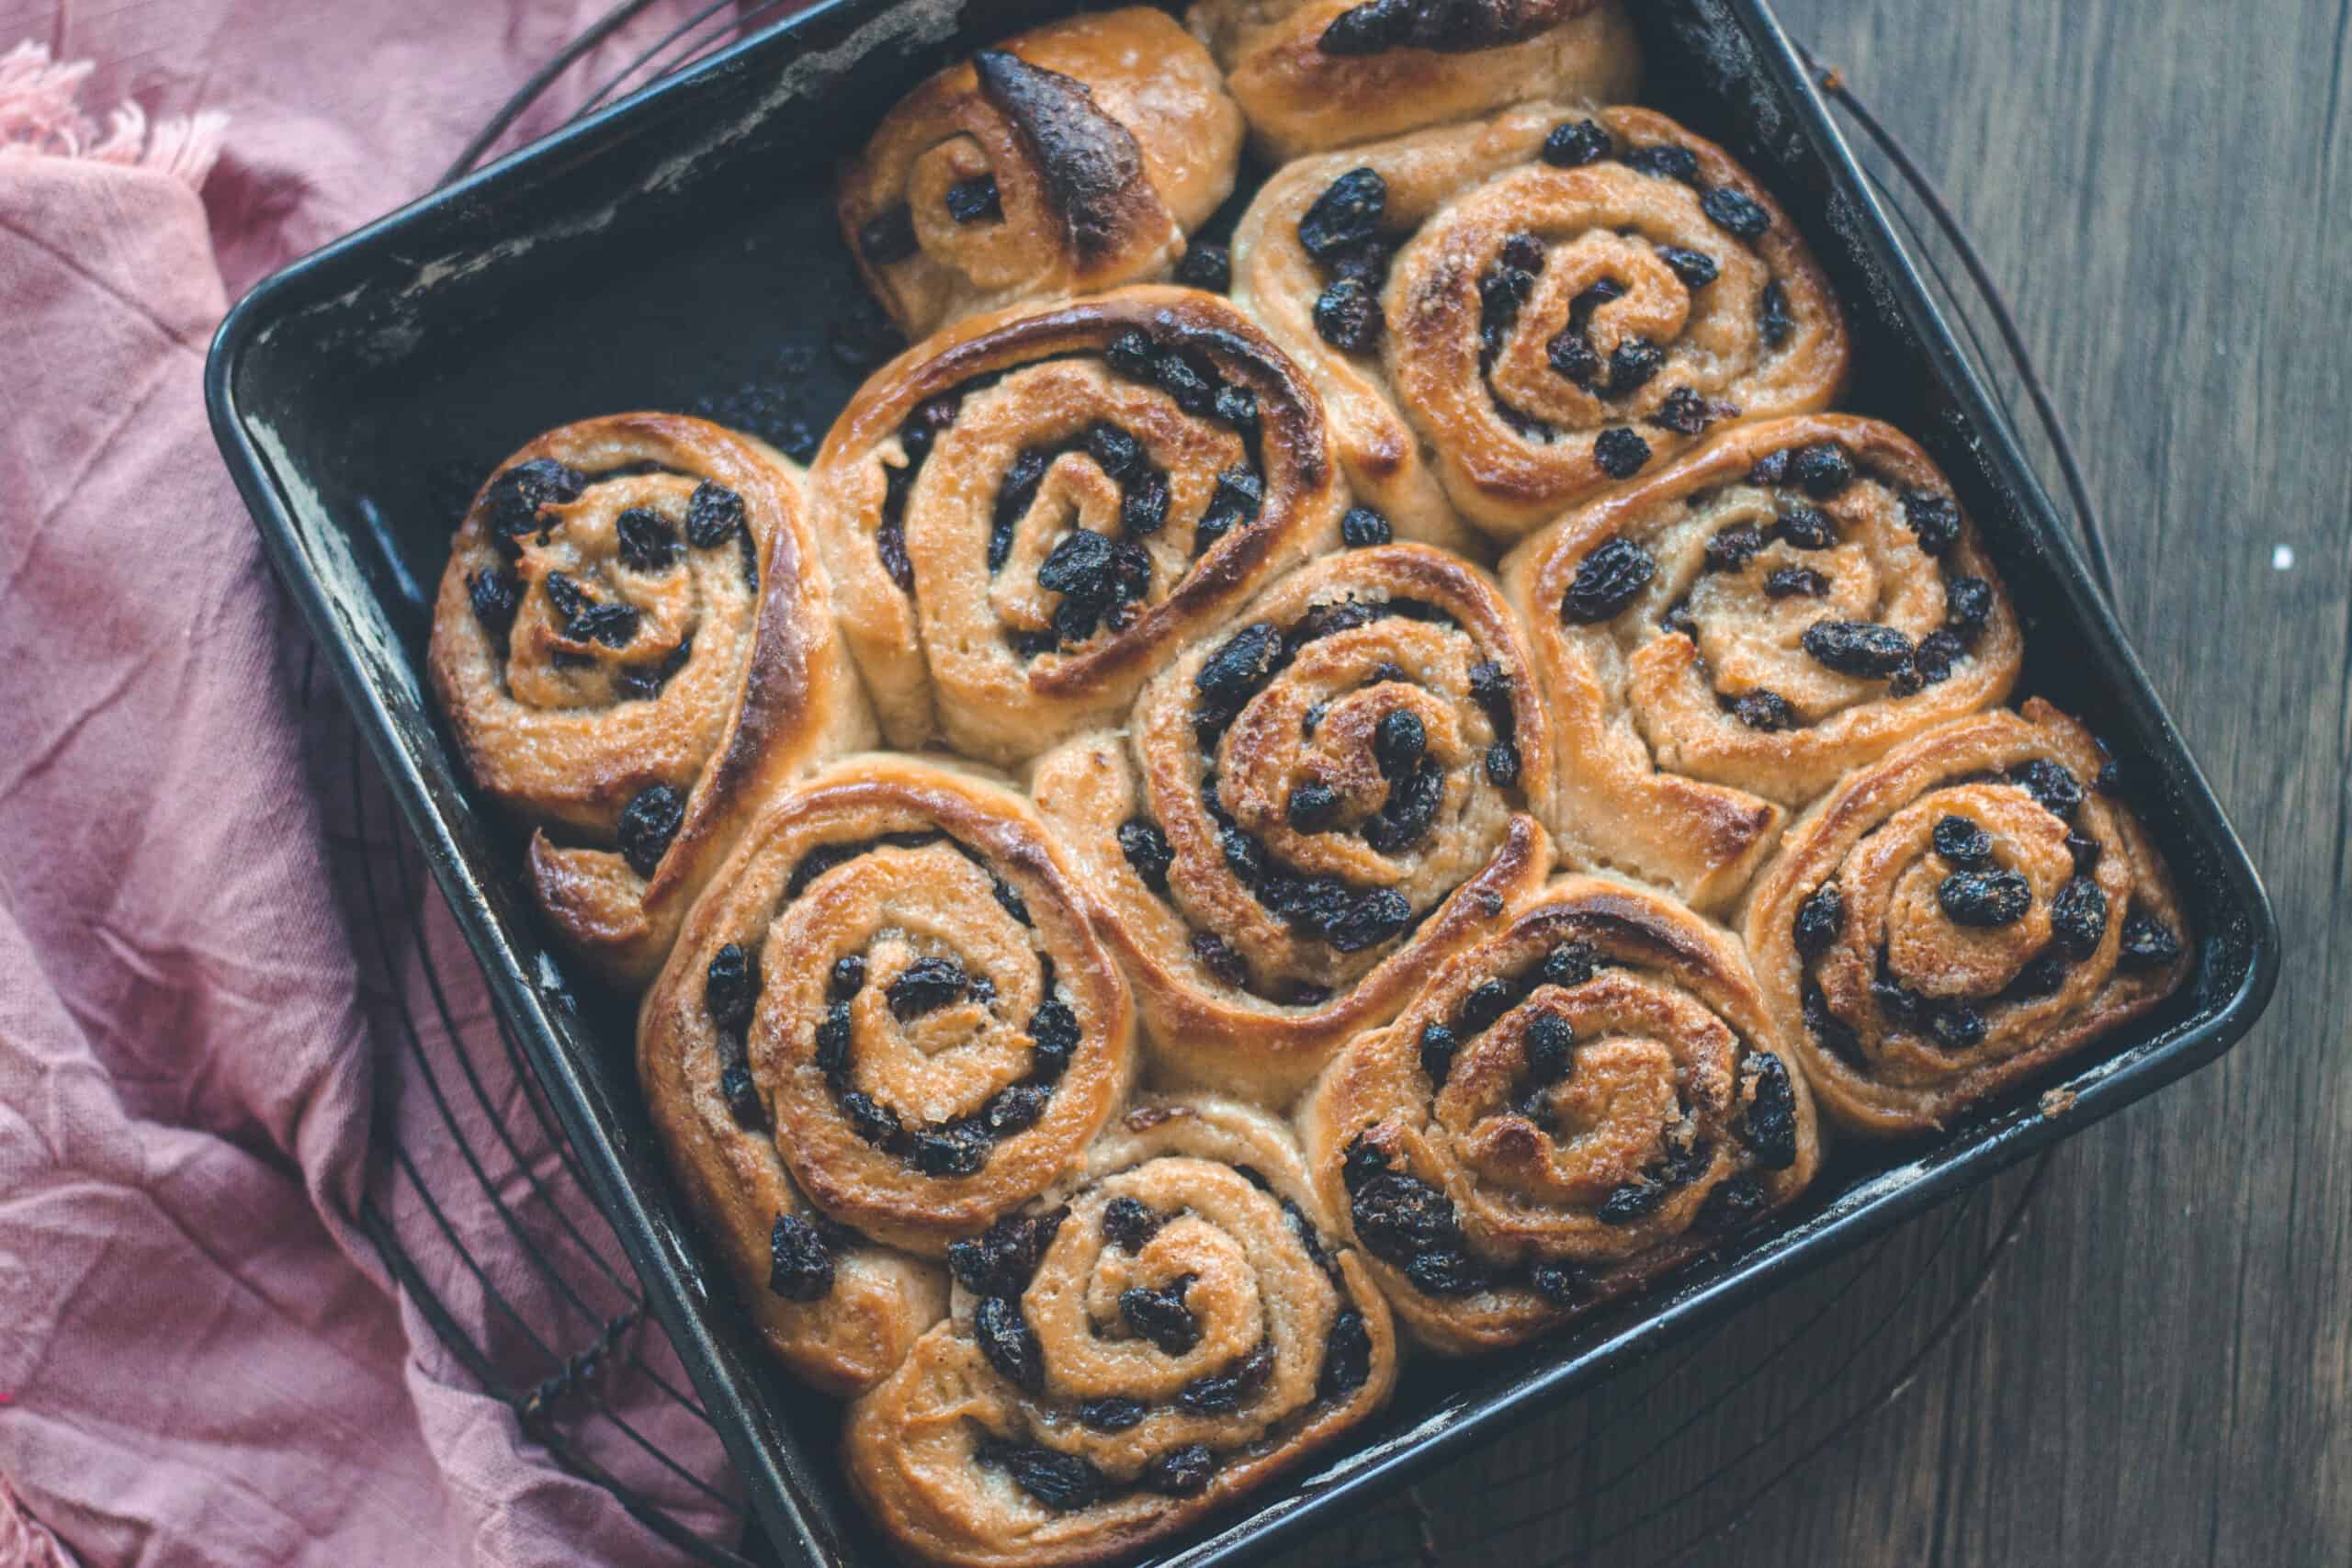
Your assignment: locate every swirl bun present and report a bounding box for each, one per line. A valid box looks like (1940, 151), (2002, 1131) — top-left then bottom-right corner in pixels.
(1188, 0), (1641, 162)
(427, 413), (875, 986)
(1232, 103), (1849, 542)
(844, 1095), (1398, 1568)
(637, 755), (1136, 1391)
(1030, 542), (1554, 1103)
(1303, 874), (1820, 1354)
(1501, 414), (2024, 912)
(809, 287), (1356, 765)
(1743, 699), (2192, 1136)
(839, 9), (1244, 340)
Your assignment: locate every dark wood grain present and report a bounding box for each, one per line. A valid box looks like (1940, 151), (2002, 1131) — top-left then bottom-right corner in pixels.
(1280, 0), (2351, 1562)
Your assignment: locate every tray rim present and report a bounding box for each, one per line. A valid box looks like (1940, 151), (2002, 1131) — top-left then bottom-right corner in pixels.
(203, 2), (2282, 1564)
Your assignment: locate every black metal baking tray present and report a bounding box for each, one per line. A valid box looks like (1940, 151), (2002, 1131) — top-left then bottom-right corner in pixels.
(204, 1), (2278, 1563)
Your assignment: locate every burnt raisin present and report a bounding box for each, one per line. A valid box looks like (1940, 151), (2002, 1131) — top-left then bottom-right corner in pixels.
(1765, 565), (1828, 599)
(617, 784), (685, 877)
(1340, 505), (1393, 547)
(1318, 1309), (1374, 1398)
(2119, 911), (2183, 969)
(1622, 143), (1700, 183)
(469, 568), (521, 632)
(1901, 489), (1962, 556)
(1145, 1445), (1216, 1498)
(1544, 941), (1599, 988)
(1802, 620), (1915, 678)
(1705, 523), (1767, 573)
(1758, 280), (1793, 349)
(1599, 1180), (1668, 1225)
(1193, 931), (1249, 987)
(1117, 818), (1173, 892)
(1419, 1021), (1458, 1085)
(888, 956), (969, 1021)
(1119, 1275), (1202, 1354)
(1561, 536), (1657, 622)
(767, 1213), (835, 1301)
(1734, 690), (1795, 731)
(1793, 883), (1842, 959)
(1102, 1196), (1160, 1254)
(1594, 426), (1652, 479)
(707, 943), (760, 1031)
(1175, 242), (1231, 291)
(1314, 275), (1384, 352)
(1700, 186), (1770, 239)
(1657, 243), (1720, 288)
(1287, 779), (1341, 831)
(1298, 168), (1387, 260)
(1945, 575), (1995, 640)
(1934, 816), (1994, 866)
(988, 1443), (1101, 1511)
(1327, 889), (1411, 953)
(857, 205), (918, 264)
(482, 457), (587, 538)
(684, 481), (746, 548)
(1939, 868), (2032, 927)
(1542, 118), (1613, 167)
(2050, 875), (2109, 957)
(1745, 1055), (1799, 1169)
(2010, 760), (2084, 821)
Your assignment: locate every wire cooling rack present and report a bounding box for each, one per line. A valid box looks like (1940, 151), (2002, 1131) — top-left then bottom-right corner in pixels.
(306, 6), (2125, 1564)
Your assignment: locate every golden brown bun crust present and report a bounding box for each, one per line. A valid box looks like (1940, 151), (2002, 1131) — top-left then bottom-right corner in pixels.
(1301, 874), (1821, 1354)
(1029, 542), (1556, 1103)
(1499, 414), (2024, 913)
(1742, 699), (2193, 1137)
(426, 413), (875, 987)
(808, 287), (1354, 766)
(844, 1095), (1398, 1568)
(636, 755), (1137, 1392)
(1188, 0), (1641, 162)
(1231, 104), (1849, 543)
(840, 8), (1244, 339)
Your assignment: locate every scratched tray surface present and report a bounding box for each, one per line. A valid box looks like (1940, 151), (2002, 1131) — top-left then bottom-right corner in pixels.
(206, 0), (2278, 1563)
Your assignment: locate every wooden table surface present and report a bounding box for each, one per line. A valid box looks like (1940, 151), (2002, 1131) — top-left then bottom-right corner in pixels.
(1279, 0), (2349, 1562)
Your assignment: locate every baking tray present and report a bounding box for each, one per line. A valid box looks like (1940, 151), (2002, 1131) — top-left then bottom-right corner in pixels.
(203, 1), (2279, 1562)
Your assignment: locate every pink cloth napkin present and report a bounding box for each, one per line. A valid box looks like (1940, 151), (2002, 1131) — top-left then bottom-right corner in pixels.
(0, 5), (793, 1562)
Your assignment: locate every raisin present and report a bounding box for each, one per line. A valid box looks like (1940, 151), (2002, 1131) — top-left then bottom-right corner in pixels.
(1363, 761), (1442, 853)
(814, 1001), (853, 1088)
(1734, 690), (1795, 731)
(1871, 976), (1931, 1028)
(2119, 911), (2183, 969)
(1374, 709), (1427, 777)
(1106, 329), (1158, 380)
(900, 393), (962, 460)
(1407, 1248), (1494, 1295)
(944, 173), (1000, 223)
(856, 205), (918, 264)
(1705, 523), (1767, 573)
(571, 601), (641, 649)
(1765, 565), (1828, 599)
(1499, 231), (1547, 274)
(1700, 186), (1771, 239)
(979, 1085), (1046, 1137)
(876, 507), (914, 593)
(1901, 489), (1962, 556)
(1486, 741), (1521, 788)
(840, 1091), (903, 1150)
(888, 956), (969, 1021)
(1122, 466), (1170, 536)
(1036, 529), (1114, 597)
(1027, 998), (1080, 1079)
(1529, 1261), (1592, 1308)
(1080, 1396), (1146, 1432)
(2007, 953), (2070, 999)
(617, 784), (685, 877)
(2010, 760), (2084, 821)
(1193, 621), (1284, 731)
(684, 481), (746, 548)
(1930, 1005), (1987, 1052)
(1649, 386), (1717, 434)
(1599, 1181), (1667, 1225)
(2064, 829), (2104, 874)
(911, 1128), (989, 1178)
(1193, 467), (1264, 556)
(1326, 889), (1412, 953)
(469, 568), (521, 632)
(1745, 1055), (1799, 1169)
(1460, 976), (1519, 1032)
(1298, 168), (1387, 260)
(1542, 118), (1613, 167)
(1318, 1309), (1374, 1399)
(1934, 816), (1994, 866)
(617, 635), (694, 701)
(1314, 275), (1384, 352)
(1419, 1021), (1459, 1085)
(1151, 351), (1217, 417)
(949, 1209), (1068, 1296)
(1175, 242), (1231, 291)
(2050, 875), (2109, 957)
(1802, 620), (1915, 678)
(1544, 942), (1599, 988)
(1657, 243), (1720, 288)
(1340, 505), (1393, 547)
(1548, 331), (1600, 388)
(1774, 503), (1836, 550)
(1289, 599), (1383, 649)
(1945, 575), (1995, 641)
(1193, 931), (1249, 987)
(1179, 1343), (1273, 1414)
(1102, 1195), (1161, 1254)
(707, 943), (761, 1031)
(1117, 818), (1173, 891)
(1561, 536), (1657, 622)
(719, 1060), (764, 1129)
(1622, 143), (1700, 183)
(767, 1213), (835, 1300)
(1789, 443), (1856, 498)
(1215, 383), (1259, 431)
(1594, 426), (1652, 479)
(1523, 1012), (1575, 1084)
(1939, 868), (2031, 927)
(1273, 780), (1335, 834)
(1698, 1174), (1768, 1233)
(1804, 982), (1862, 1064)
(1912, 630), (1964, 687)
(1349, 1166), (1462, 1266)
(1758, 280), (1793, 349)
(1793, 883), (1842, 959)
(1607, 339), (1667, 397)
(1078, 423), (1141, 482)
(1220, 825), (1270, 886)
(1144, 1445), (1217, 1498)
(987, 1442), (1101, 1511)
(1119, 1275), (1202, 1354)
(482, 457), (587, 538)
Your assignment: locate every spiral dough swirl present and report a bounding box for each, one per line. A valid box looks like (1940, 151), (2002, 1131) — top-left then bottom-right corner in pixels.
(1743, 700), (2193, 1136)
(426, 413), (874, 986)
(1030, 542), (1555, 1101)
(1231, 102), (1849, 542)
(636, 756), (1136, 1392)
(844, 1095), (1397, 1568)
(1302, 874), (1820, 1354)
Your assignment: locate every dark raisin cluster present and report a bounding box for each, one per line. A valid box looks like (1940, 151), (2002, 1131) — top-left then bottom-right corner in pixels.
(1297, 169), (1393, 354)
